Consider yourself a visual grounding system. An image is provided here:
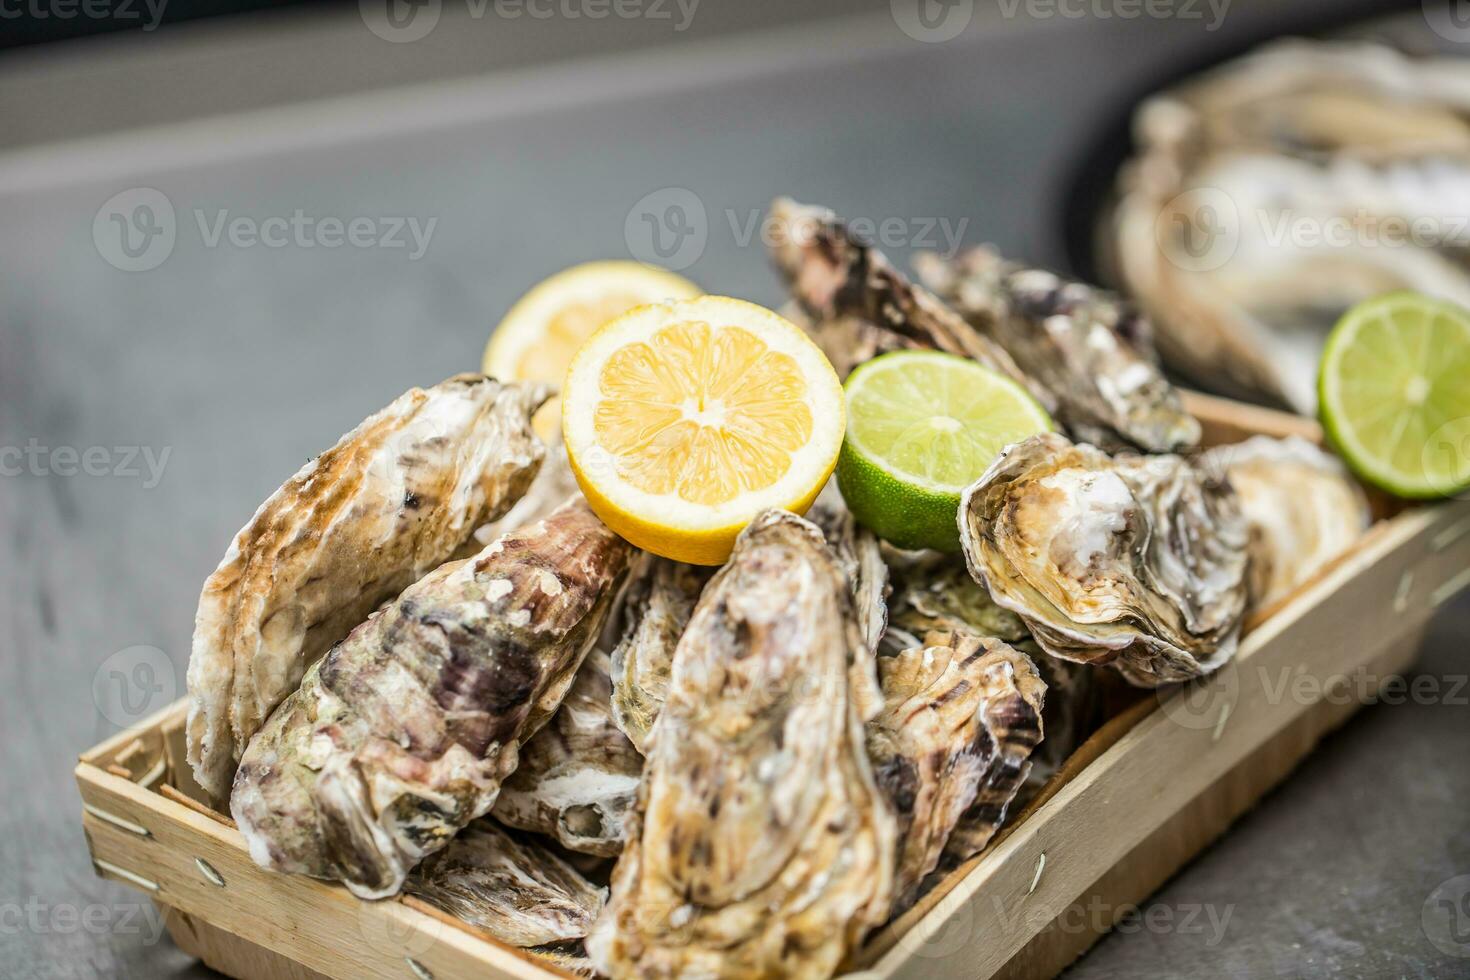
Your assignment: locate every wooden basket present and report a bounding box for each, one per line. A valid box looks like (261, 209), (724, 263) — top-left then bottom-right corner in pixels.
(76, 393), (1470, 980)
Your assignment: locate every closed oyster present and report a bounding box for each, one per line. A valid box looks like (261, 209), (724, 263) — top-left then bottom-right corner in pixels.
(1110, 40), (1470, 413)
(914, 248), (1198, 453)
(1202, 436), (1369, 610)
(231, 498), (633, 899)
(473, 438), (580, 548)
(607, 555), (709, 754)
(866, 629), (1045, 908)
(587, 510), (895, 980)
(405, 820), (605, 948)
(809, 488), (890, 657)
(492, 649), (643, 857)
(768, 198), (1054, 413)
(883, 552), (1030, 655)
(187, 375), (548, 800)
(1021, 647), (1103, 793)
(941, 635), (1048, 865)
(960, 433), (1249, 686)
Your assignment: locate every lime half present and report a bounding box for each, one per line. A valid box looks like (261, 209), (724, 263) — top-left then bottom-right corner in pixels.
(1320, 292), (1470, 499)
(837, 350), (1054, 551)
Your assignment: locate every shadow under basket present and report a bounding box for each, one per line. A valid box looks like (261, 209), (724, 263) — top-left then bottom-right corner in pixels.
(76, 392), (1470, 980)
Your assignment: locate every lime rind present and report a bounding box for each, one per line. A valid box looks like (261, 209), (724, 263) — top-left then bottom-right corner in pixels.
(844, 350), (1053, 493)
(1320, 291), (1470, 499)
(838, 350), (1054, 551)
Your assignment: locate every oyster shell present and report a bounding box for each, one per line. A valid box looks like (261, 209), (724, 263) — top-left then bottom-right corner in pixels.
(1110, 40), (1470, 413)
(1020, 646), (1103, 794)
(473, 437), (580, 548)
(914, 248), (1199, 453)
(1202, 436), (1369, 611)
(607, 555), (709, 754)
(960, 433), (1250, 686)
(768, 198), (1054, 413)
(883, 552), (1030, 655)
(491, 649), (643, 857)
(230, 497), (633, 899)
(809, 487), (890, 657)
(939, 634), (1048, 865)
(866, 629), (1045, 908)
(587, 510), (895, 980)
(186, 375), (548, 800)
(404, 820), (605, 948)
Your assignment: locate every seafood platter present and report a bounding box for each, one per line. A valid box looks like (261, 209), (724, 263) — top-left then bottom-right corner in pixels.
(76, 178), (1470, 978)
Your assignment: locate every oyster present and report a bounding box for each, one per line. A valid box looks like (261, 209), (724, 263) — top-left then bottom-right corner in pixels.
(809, 487), (890, 657)
(883, 552), (1030, 655)
(607, 555), (709, 754)
(587, 510), (895, 980)
(914, 248), (1199, 453)
(768, 198), (1054, 413)
(866, 629), (1045, 908)
(473, 438), (580, 548)
(1021, 648), (1103, 793)
(882, 554), (1100, 792)
(492, 649), (644, 857)
(1110, 39), (1470, 413)
(405, 820), (605, 948)
(187, 374), (547, 800)
(1202, 436), (1369, 610)
(960, 433), (1250, 686)
(940, 634), (1048, 865)
(230, 497), (633, 899)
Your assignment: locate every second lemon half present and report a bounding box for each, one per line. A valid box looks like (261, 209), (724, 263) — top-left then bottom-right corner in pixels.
(563, 296), (844, 564)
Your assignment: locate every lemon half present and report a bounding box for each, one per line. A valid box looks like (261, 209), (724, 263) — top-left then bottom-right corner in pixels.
(483, 261), (701, 438)
(563, 296), (844, 564)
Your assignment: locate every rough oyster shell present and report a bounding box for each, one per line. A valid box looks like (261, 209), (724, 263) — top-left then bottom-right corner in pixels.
(1110, 40), (1470, 413)
(230, 497), (633, 899)
(960, 433), (1249, 686)
(867, 629), (1045, 909)
(1202, 435), (1369, 611)
(882, 551), (1030, 655)
(187, 374), (548, 800)
(491, 649), (643, 857)
(914, 248), (1198, 453)
(587, 510), (895, 979)
(809, 486), (890, 657)
(607, 554), (709, 754)
(404, 820), (605, 948)
(768, 197), (1055, 414)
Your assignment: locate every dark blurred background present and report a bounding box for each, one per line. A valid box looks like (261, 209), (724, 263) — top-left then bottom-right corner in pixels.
(3, 2), (1468, 978)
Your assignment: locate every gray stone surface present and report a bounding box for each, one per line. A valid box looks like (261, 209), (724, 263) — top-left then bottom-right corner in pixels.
(0, 5), (1465, 979)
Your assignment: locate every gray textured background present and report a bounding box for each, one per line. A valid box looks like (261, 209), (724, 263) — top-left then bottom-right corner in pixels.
(1, 3), (1467, 978)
